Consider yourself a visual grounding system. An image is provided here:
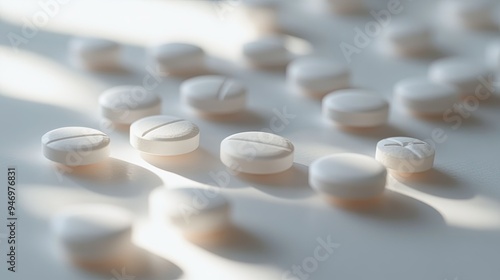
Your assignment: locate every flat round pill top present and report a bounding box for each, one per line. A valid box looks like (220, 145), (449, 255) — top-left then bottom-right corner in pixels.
(394, 77), (458, 101)
(130, 115), (199, 141)
(288, 57), (349, 81)
(243, 36), (287, 55)
(99, 86), (161, 110)
(376, 137), (434, 160)
(309, 153), (386, 192)
(323, 90), (389, 113)
(150, 43), (204, 63)
(429, 57), (489, 84)
(69, 37), (119, 53)
(222, 131), (294, 160)
(52, 204), (132, 243)
(41, 127), (110, 151)
(181, 76), (246, 101)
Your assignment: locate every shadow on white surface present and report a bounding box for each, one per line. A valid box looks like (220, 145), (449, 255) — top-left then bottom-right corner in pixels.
(391, 168), (475, 200)
(60, 158), (164, 197)
(236, 163), (314, 199)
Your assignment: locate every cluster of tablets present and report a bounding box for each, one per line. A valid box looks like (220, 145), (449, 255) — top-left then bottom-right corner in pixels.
(39, 0), (499, 275)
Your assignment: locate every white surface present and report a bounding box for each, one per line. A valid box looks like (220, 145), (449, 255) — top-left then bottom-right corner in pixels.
(322, 89), (389, 127)
(180, 75), (247, 114)
(394, 77), (460, 116)
(376, 137), (435, 173)
(1, 0), (500, 279)
(220, 131), (294, 174)
(309, 153), (387, 200)
(99, 85), (162, 124)
(130, 115), (200, 156)
(41, 127), (110, 166)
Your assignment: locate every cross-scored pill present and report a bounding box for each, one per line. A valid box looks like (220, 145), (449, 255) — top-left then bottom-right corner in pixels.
(376, 137), (435, 173)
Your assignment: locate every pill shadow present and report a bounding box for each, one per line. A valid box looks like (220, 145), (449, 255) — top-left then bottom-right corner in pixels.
(337, 190), (445, 226)
(194, 225), (271, 264)
(391, 168), (475, 200)
(141, 147), (224, 185)
(336, 123), (411, 139)
(193, 109), (268, 127)
(235, 163), (314, 199)
(138, 248), (184, 280)
(60, 158), (163, 197)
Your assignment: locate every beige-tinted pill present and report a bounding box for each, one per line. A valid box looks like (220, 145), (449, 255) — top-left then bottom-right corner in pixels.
(130, 115), (200, 156)
(68, 37), (121, 71)
(149, 42), (205, 76)
(41, 127), (110, 166)
(220, 131), (294, 174)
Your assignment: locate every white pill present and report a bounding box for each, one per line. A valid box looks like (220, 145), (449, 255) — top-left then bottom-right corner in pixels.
(41, 127), (110, 166)
(52, 204), (134, 269)
(68, 37), (120, 71)
(130, 115), (200, 156)
(382, 19), (432, 56)
(309, 153), (387, 202)
(180, 75), (246, 115)
(242, 0), (281, 34)
(376, 137), (435, 173)
(321, 0), (365, 14)
(99, 86), (162, 124)
(485, 40), (500, 71)
(242, 36), (291, 68)
(149, 43), (205, 76)
(220, 131), (294, 174)
(394, 77), (460, 116)
(149, 187), (230, 237)
(442, 0), (496, 30)
(429, 57), (491, 96)
(322, 89), (389, 128)
(287, 57), (350, 98)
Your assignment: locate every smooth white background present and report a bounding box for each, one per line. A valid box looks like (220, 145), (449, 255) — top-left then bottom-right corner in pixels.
(0, 0), (499, 279)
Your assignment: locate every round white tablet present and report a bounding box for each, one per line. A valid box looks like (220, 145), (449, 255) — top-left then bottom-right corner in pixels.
(99, 85), (162, 124)
(68, 37), (121, 71)
(309, 153), (387, 201)
(485, 40), (500, 71)
(321, 0), (365, 14)
(149, 187), (231, 235)
(220, 131), (294, 174)
(287, 57), (350, 98)
(242, 36), (291, 68)
(382, 19), (432, 56)
(149, 43), (206, 76)
(394, 77), (460, 116)
(52, 204), (133, 266)
(375, 137), (435, 173)
(442, 0), (496, 30)
(41, 127), (110, 166)
(130, 115), (200, 156)
(322, 89), (389, 128)
(429, 57), (491, 96)
(180, 75), (246, 115)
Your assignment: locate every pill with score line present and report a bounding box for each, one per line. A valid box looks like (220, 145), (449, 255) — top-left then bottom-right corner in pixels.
(220, 131), (295, 175)
(41, 127), (110, 166)
(375, 137), (435, 173)
(130, 115), (200, 156)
